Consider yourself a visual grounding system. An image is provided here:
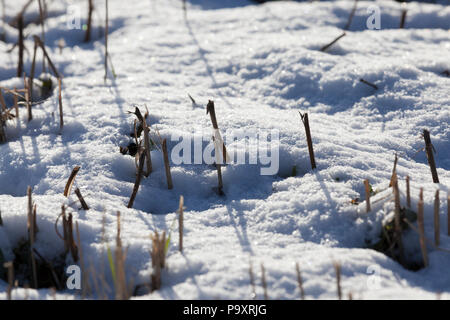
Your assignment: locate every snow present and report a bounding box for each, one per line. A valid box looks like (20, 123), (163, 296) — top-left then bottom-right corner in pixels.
(0, 0), (449, 299)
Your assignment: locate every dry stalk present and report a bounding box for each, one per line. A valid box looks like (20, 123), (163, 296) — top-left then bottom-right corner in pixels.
(178, 195), (184, 252)
(4, 261), (13, 300)
(104, 0), (109, 82)
(150, 230), (166, 291)
(61, 205), (68, 253)
(142, 114), (152, 176)
(65, 213), (79, 262)
(418, 188), (428, 267)
(261, 263), (268, 300)
(333, 261), (342, 300)
(75, 221), (90, 298)
(295, 262), (305, 300)
(344, 0), (358, 30)
(360, 78), (378, 90)
(33, 35), (60, 78)
(249, 260), (256, 299)
(0, 88), (6, 112)
(423, 129), (439, 183)
(57, 206), (79, 262)
(23, 73), (31, 121)
(127, 150), (146, 208)
(33, 35), (61, 78)
(32, 248), (61, 290)
(13, 87), (19, 118)
(206, 100), (229, 163)
(64, 166), (81, 197)
(115, 212), (128, 300)
(392, 173), (404, 264)
(29, 40), (38, 102)
(389, 153), (398, 187)
(162, 139), (173, 190)
(400, 8), (407, 29)
(299, 112), (316, 170)
(406, 176), (411, 208)
(206, 100), (228, 195)
(37, 0), (46, 73)
(434, 190), (440, 247)
(0, 88), (6, 143)
(84, 0), (94, 42)
(0, 0), (5, 41)
(74, 187), (89, 210)
(0, 118), (5, 143)
(58, 77), (63, 129)
(448, 193), (450, 236)
(27, 186), (38, 289)
(32, 204), (39, 235)
(17, 15), (24, 77)
(182, 0), (187, 19)
(364, 179), (371, 213)
(320, 32), (346, 52)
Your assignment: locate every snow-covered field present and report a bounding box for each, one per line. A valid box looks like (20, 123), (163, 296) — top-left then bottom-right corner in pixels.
(0, 0), (449, 300)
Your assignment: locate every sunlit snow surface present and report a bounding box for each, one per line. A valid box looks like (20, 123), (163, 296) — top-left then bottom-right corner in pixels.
(0, 0), (449, 299)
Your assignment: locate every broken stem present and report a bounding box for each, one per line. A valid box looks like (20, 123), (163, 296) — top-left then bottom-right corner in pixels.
(127, 151), (146, 208)
(446, 192), (450, 237)
(418, 188), (428, 267)
(58, 77), (63, 129)
(4, 261), (14, 300)
(104, 0), (109, 82)
(84, 0), (94, 42)
(33, 35), (60, 78)
(295, 262), (305, 300)
(27, 186), (38, 289)
(360, 78), (378, 90)
(399, 8), (407, 29)
(389, 153), (398, 187)
(392, 173), (404, 264)
(299, 112), (316, 170)
(64, 166), (81, 197)
(406, 176), (411, 208)
(423, 129), (439, 183)
(344, 0), (358, 30)
(261, 263), (268, 300)
(17, 15), (24, 77)
(162, 139), (173, 190)
(364, 179), (371, 213)
(320, 32), (346, 52)
(142, 116), (152, 176)
(29, 40), (38, 103)
(23, 73), (32, 121)
(178, 195), (184, 252)
(75, 187), (89, 210)
(334, 261), (342, 300)
(434, 189), (440, 246)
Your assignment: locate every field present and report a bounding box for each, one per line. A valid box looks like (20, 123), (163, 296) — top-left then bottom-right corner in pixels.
(0, 0), (449, 300)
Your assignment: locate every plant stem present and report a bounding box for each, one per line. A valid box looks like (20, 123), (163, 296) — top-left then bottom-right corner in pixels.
(104, 0), (109, 82)
(418, 188), (428, 267)
(423, 129), (439, 183)
(434, 190), (440, 246)
(162, 139), (173, 189)
(299, 112), (316, 170)
(84, 0), (93, 42)
(127, 151), (146, 208)
(320, 32), (346, 52)
(364, 179), (371, 213)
